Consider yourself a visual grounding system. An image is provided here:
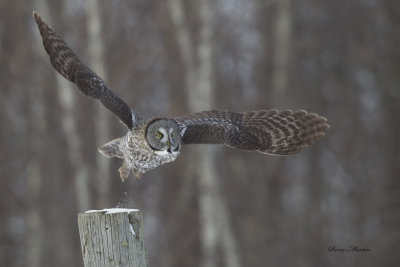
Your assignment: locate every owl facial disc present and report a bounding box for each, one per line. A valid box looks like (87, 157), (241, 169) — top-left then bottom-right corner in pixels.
(146, 119), (181, 154)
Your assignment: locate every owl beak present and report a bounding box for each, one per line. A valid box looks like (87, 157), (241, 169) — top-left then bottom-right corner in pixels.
(167, 140), (171, 153)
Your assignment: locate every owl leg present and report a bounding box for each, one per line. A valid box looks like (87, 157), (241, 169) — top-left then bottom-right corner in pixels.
(118, 161), (131, 182)
(133, 171), (142, 179)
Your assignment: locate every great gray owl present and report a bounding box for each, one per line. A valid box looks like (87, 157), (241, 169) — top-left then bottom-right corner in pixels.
(33, 11), (330, 181)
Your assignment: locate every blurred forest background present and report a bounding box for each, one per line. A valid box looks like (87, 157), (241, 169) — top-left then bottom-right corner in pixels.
(0, 0), (399, 266)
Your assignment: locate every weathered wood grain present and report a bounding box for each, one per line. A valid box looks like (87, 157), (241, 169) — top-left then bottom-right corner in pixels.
(78, 209), (148, 267)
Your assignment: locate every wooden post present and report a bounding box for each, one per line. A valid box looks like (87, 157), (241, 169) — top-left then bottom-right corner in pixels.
(78, 209), (148, 267)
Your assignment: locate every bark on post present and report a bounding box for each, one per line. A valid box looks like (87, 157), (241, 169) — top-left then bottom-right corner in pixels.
(78, 209), (148, 267)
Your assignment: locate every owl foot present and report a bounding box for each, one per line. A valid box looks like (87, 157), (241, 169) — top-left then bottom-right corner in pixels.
(134, 171), (142, 179)
(118, 162), (130, 182)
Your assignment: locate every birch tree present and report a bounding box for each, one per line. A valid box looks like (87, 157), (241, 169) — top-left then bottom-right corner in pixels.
(168, 1), (241, 266)
(26, 2), (47, 264)
(272, 0), (292, 106)
(36, 2), (90, 212)
(86, 0), (111, 208)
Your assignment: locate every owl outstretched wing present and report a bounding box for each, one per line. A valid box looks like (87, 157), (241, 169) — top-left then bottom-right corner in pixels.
(33, 11), (137, 129)
(174, 110), (330, 155)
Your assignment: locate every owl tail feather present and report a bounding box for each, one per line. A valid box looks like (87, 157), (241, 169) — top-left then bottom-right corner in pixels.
(98, 137), (124, 159)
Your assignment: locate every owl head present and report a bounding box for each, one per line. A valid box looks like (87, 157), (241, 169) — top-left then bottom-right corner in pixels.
(145, 118), (181, 154)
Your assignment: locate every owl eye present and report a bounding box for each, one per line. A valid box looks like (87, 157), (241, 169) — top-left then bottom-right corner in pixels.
(156, 131), (163, 139)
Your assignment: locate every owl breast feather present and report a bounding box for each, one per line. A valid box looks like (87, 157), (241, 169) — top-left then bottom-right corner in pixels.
(122, 131), (180, 174)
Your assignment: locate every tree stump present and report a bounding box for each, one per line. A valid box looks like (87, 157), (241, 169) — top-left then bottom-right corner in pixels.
(78, 209), (148, 267)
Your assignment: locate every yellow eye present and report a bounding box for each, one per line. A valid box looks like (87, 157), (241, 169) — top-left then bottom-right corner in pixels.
(156, 132), (163, 139)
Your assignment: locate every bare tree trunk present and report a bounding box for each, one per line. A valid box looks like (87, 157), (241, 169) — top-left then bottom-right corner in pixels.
(86, 0), (111, 208)
(269, 1), (293, 262)
(168, 1), (241, 266)
(25, 54), (45, 265)
(168, 0), (197, 96)
(24, 2), (49, 265)
(38, 3), (91, 212)
(25, 163), (44, 267)
(25, 32), (46, 267)
(167, 2), (218, 266)
(195, 3), (219, 267)
(272, 0), (292, 106)
(57, 76), (91, 212)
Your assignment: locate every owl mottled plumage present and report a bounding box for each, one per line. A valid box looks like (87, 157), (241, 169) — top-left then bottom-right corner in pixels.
(175, 110), (328, 155)
(33, 11), (330, 181)
(33, 11), (137, 129)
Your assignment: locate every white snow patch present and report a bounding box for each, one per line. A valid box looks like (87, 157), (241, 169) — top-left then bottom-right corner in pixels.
(85, 208), (139, 214)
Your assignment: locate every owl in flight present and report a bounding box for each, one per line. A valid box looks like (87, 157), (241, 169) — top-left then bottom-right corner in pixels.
(33, 11), (330, 181)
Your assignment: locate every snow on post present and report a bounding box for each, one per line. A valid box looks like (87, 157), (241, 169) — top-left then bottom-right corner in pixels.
(78, 209), (148, 267)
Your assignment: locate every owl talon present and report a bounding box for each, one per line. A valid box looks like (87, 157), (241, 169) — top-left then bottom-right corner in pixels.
(118, 162), (130, 182)
(134, 172), (142, 179)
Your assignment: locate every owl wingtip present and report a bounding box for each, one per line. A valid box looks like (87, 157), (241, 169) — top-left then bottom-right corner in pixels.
(321, 117), (331, 131)
(32, 11), (41, 23)
(325, 122), (331, 131)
